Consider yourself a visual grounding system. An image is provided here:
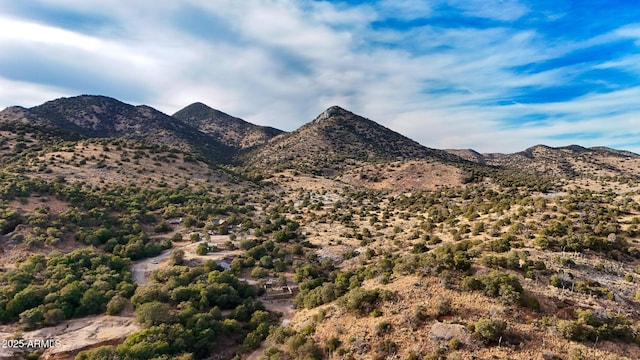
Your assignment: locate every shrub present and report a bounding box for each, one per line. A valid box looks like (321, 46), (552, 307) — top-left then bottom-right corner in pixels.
(376, 339), (397, 356)
(169, 249), (185, 265)
(435, 296), (452, 316)
(474, 317), (507, 343)
(340, 288), (391, 316)
(463, 271), (523, 305)
(557, 320), (593, 342)
(250, 267), (268, 279)
(268, 326), (296, 345)
(154, 221), (171, 233)
(375, 321), (392, 336)
(75, 345), (119, 360)
(412, 242), (428, 254)
(325, 336), (341, 352)
(412, 304), (430, 324)
(488, 236), (512, 253)
(195, 243), (208, 255)
(521, 293), (541, 311)
(106, 296), (128, 316)
(134, 301), (173, 327)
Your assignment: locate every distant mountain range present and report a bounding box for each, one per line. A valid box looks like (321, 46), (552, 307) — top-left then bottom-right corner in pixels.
(1, 95), (638, 181)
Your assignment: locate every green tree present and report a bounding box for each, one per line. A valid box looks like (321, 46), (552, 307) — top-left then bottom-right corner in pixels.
(76, 288), (106, 317)
(106, 296), (128, 316)
(196, 243), (208, 256)
(19, 307), (43, 330)
(75, 345), (120, 360)
(169, 249), (185, 265)
(135, 301), (173, 327)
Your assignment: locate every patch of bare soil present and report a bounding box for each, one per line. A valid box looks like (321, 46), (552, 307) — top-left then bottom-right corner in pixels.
(270, 171), (346, 192)
(0, 315), (139, 360)
(338, 160), (465, 191)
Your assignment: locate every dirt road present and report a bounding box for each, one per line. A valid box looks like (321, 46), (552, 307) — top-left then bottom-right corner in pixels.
(131, 235), (240, 285)
(245, 299), (296, 360)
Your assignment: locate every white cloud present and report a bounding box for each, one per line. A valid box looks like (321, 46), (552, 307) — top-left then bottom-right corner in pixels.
(0, 78), (68, 109)
(378, 0), (433, 20)
(0, 0), (639, 154)
(446, 0), (529, 21)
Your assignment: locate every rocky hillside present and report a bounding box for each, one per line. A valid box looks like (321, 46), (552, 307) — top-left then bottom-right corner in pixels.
(246, 106), (463, 175)
(456, 145), (640, 181)
(172, 102), (283, 150)
(0, 95), (233, 163)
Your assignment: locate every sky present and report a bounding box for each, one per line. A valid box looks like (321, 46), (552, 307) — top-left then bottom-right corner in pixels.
(1, 0), (640, 153)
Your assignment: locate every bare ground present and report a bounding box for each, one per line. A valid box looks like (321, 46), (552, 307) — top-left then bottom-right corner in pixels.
(0, 315), (139, 360)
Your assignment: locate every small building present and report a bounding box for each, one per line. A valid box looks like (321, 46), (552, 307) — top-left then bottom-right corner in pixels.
(213, 219), (228, 227)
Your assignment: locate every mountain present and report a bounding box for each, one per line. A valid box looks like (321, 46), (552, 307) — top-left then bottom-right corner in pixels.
(471, 144), (640, 180)
(246, 106), (463, 175)
(172, 102), (283, 150)
(2, 95), (640, 360)
(0, 95), (233, 162)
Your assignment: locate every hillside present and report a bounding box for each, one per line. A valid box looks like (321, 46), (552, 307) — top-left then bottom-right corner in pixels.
(245, 106), (464, 176)
(453, 144), (640, 181)
(0, 95), (233, 163)
(0, 95), (639, 360)
(172, 102), (283, 150)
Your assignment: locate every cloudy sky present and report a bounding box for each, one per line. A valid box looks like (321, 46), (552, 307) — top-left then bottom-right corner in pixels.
(1, 1), (640, 153)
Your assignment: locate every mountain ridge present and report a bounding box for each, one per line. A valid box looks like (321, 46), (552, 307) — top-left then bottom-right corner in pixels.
(0, 95), (235, 163)
(172, 102), (283, 150)
(1, 95), (638, 180)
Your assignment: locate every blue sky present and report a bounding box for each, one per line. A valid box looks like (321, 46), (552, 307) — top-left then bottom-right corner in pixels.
(1, 0), (640, 153)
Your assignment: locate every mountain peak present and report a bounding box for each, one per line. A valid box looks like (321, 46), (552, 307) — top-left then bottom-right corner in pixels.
(173, 102), (232, 119)
(248, 106), (463, 174)
(313, 105), (353, 122)
(172, 102), (283, 150)
(179, 102), (214, 113)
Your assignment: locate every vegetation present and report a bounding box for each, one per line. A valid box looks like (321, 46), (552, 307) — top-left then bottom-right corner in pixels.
(0, 249), (132, 328)
(0, 102), (639, 359)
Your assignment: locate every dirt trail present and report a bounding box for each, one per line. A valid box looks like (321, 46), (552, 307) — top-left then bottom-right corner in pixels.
(131, 235), (239, 285)
(245, 299), (296, 360)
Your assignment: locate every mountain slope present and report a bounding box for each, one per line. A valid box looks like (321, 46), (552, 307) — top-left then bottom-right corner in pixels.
(246, 106), (463, 175)
(0, 95), (233, 162)
(172, 102), (283, 150)
(478, 144), (640, 180)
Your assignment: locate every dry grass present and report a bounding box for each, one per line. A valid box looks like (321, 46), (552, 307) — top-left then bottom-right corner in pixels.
(338, 160), (465, 191)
